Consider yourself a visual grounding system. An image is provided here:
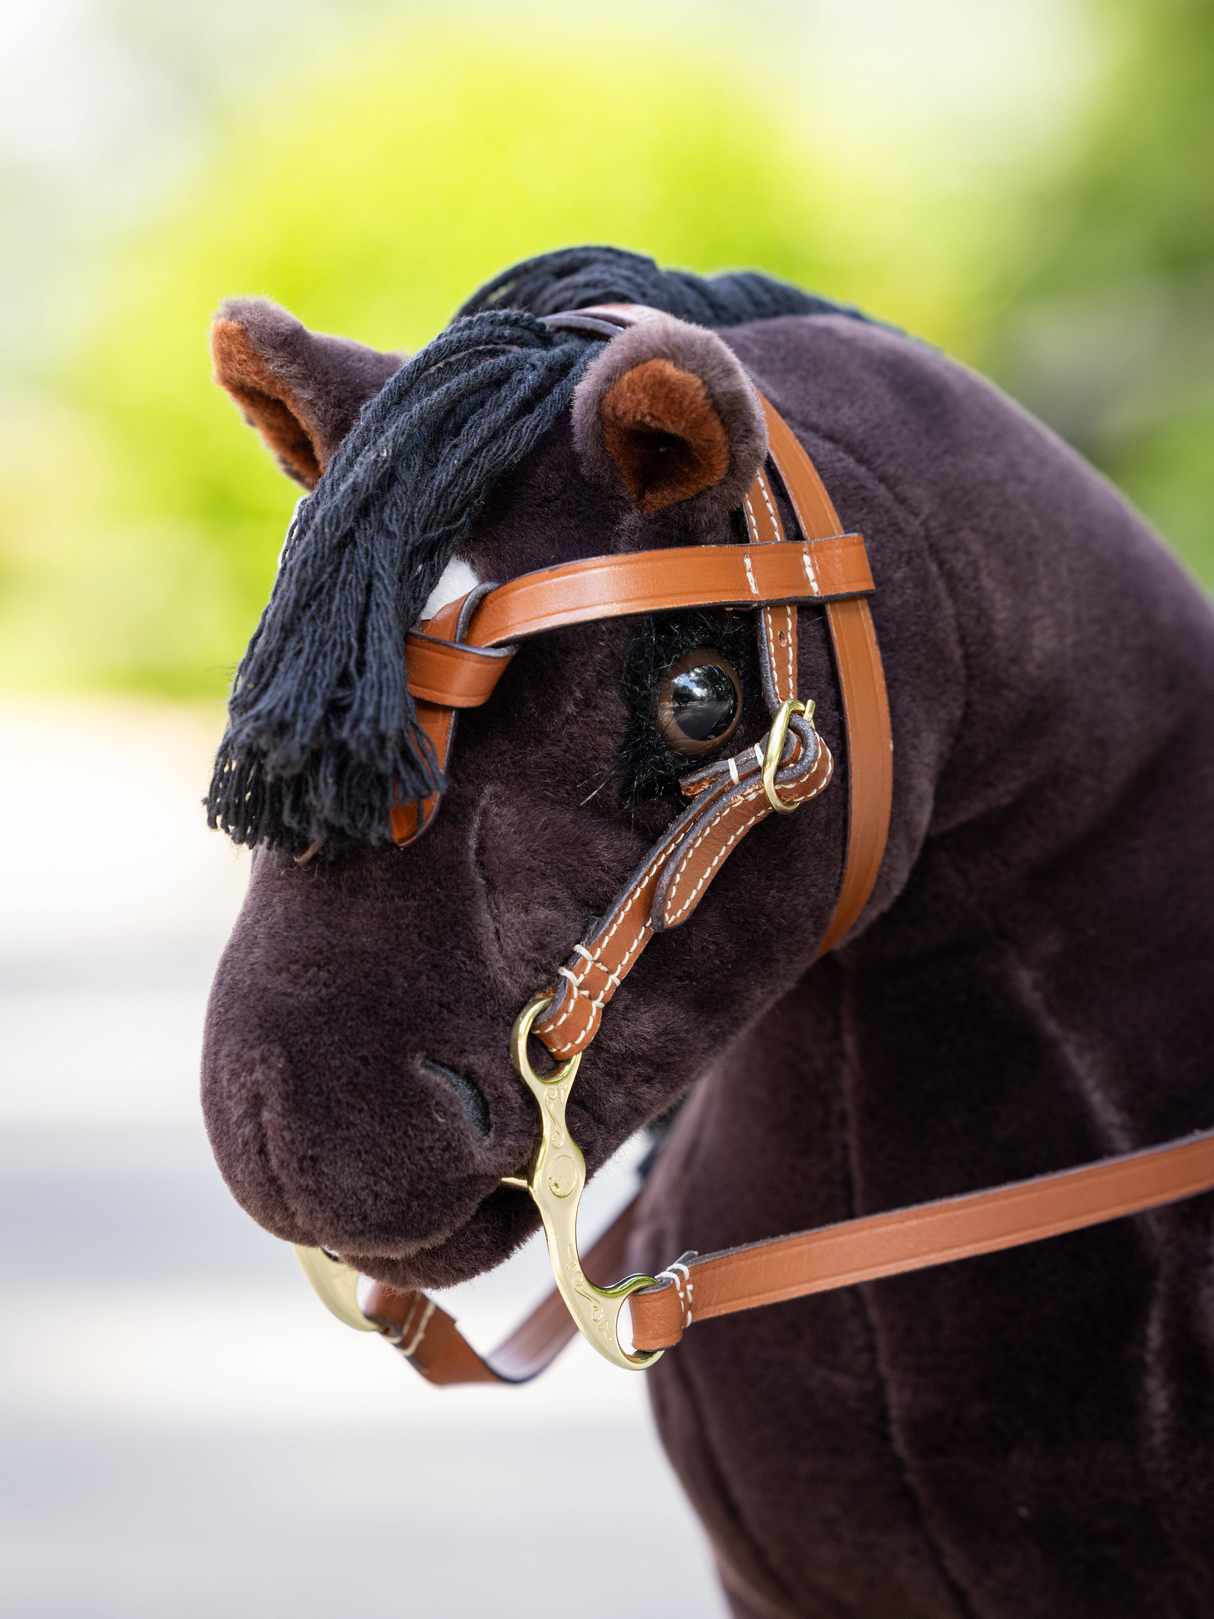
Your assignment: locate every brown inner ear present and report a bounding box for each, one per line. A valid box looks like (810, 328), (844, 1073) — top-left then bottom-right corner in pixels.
(600, 358), (731, 513)
(211, 319), (323, 488)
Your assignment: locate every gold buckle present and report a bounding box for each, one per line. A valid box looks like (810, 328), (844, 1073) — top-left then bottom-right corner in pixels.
(761, 697), (813, 814)
(504, 994), (663, 1371)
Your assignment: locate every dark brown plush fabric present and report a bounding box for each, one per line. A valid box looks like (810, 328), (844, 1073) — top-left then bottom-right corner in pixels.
(202, 310), (1214, 1617)
(571, 313), (767, 526)
(211, 296), (403, 487)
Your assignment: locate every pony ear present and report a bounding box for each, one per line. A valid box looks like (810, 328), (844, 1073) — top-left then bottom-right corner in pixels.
(210, 297), (404, 489)
(570, 314), (767, 527)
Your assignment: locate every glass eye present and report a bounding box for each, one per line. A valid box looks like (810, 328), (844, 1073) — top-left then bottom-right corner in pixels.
(655, 649), (742, 757)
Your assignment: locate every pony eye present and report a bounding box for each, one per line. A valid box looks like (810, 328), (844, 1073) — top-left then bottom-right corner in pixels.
(655, 649), (742, 758)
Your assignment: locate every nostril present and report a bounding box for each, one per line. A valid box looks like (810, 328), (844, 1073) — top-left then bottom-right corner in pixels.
(422, 1059), (492, 1140)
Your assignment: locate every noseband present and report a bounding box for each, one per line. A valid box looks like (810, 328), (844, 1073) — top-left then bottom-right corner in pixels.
(295, 305), (1214, 1382)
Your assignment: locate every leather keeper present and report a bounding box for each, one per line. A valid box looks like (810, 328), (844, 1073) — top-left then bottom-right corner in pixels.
(405, 632), (516, 707)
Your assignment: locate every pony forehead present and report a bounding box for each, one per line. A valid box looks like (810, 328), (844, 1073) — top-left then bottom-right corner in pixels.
(420, 557), (479, 624)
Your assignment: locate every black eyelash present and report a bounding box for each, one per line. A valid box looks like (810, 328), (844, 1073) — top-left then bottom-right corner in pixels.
(617, 609), (753, 805)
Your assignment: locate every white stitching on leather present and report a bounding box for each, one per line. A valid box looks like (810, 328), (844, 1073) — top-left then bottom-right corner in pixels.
(399, 1298), (436, 1358)
(802, 544), (820, 595)
(728, 757), (739, 786)
(756, 471), (779, 532)
(662, 744), (831, 927)
(656, 1261), (694, 1328)
(663, 783), (766, 923)
(542, 762), (749, 1053)
(783, 604), (795, 696)
(745, 477), (787, 697)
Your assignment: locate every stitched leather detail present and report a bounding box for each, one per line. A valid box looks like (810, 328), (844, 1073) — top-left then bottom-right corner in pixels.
(460, 535), (872, 650)
(398, 536), (869, 710)
(742, 467), (799, 711)
(533, 769), (738, 1058)
(758, 399), (893, 953)
(652, 720), (833, 933)
(531, 720), (832, 1058)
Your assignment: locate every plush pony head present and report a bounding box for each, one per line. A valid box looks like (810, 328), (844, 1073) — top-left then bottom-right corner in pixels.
(201, 249), (866, 1288)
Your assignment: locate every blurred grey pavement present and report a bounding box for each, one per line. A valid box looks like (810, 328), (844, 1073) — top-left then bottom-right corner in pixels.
(0, 700), (724, 1618)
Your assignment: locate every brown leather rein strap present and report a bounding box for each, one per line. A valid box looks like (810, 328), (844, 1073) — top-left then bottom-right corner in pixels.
(362, 1129), (1214, 1382)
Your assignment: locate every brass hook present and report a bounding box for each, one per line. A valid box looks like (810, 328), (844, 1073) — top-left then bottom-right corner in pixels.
(506, 993), (662, 1371)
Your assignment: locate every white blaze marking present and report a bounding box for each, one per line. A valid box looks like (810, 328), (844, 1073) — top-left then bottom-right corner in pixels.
(419, 557), (479, 623)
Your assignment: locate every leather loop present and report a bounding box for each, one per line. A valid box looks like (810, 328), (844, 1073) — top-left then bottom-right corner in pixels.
(392, 585), (502, 847)
(405, 633), (516, 707)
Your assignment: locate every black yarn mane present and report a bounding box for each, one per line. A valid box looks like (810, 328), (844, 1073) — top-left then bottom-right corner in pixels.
(207, 246), (873, 854)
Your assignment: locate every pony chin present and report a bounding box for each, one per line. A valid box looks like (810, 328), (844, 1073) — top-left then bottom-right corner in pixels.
(337, 1186), (542, 1291)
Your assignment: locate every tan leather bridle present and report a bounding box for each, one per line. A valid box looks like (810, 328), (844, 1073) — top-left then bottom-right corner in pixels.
(294, 305), (1214, 1383)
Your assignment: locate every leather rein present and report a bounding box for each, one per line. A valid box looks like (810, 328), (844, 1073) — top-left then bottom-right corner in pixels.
(294, 305), (1214, 1383)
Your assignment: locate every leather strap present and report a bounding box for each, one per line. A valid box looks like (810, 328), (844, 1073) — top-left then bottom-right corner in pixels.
(463, 533), (873, 646)
(404, 633), (515, 708)
(533, 714), (833, 1057)
(360, 1200), (636, 1384)
(757, 400), (893, 953)
(359, 1128), (1214, 1383)
(629, 1127), (1214, 1350)
(401, 533), (872, 711)
(390, 586), (504, 845)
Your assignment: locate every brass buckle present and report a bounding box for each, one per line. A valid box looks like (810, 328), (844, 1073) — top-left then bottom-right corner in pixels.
(761, 697), (812, 814)
(503, 994), (663, 1371)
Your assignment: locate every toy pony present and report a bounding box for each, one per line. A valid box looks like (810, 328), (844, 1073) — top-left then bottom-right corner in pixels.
(202, 247), (1214, 1618)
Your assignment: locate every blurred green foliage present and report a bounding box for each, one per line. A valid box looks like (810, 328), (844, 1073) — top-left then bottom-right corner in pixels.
(990, 0), (1214, 579)
(0, 2), (1209, 701)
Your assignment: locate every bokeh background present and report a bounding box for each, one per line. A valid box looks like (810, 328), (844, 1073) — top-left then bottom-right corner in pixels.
(1, 1), (1210, 1614)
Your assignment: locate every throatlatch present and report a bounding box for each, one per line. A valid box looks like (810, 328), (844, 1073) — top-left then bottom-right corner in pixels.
(294, 306), (1214, 1382)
